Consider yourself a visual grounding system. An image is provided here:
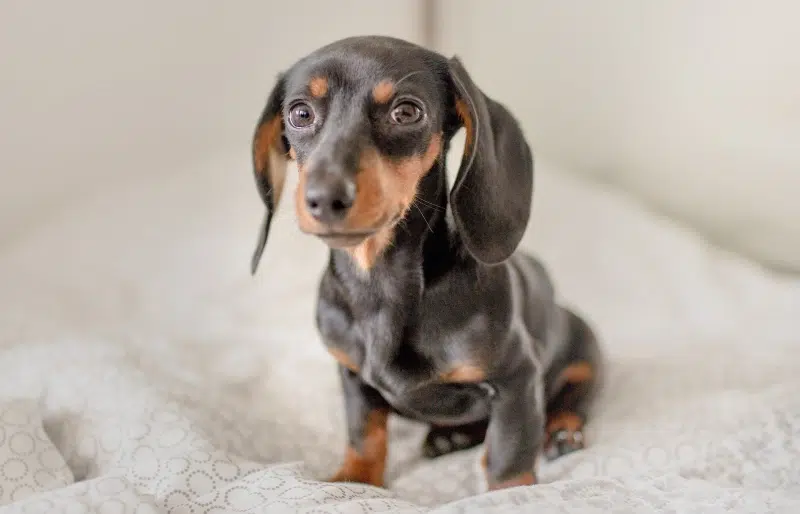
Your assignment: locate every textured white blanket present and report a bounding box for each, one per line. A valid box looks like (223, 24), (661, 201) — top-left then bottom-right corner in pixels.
(0, 153), (798, 513)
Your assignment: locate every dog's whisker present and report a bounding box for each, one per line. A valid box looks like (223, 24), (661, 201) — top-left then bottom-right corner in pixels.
(414, 204), (435, 234)
(416, 198), (444, 211)
(394, 70), (424, 88)
(396, 218), (412, 235)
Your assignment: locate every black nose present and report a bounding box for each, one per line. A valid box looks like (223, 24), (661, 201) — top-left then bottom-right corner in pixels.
(305, 175), (355, 224)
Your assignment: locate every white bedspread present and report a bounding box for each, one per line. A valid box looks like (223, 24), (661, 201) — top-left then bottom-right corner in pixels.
(0, 153), (798, 513)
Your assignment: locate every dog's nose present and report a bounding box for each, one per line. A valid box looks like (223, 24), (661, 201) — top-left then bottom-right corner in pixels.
(305, 175), (355, 224)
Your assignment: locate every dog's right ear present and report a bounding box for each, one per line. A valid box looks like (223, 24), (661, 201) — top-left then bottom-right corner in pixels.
(250, 75), (290, 275)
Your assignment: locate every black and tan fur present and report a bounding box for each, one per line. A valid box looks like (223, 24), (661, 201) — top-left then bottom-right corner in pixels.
(249, 35), (603, 491)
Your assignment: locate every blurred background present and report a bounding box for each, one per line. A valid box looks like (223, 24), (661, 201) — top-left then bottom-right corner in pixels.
(0, 1), (798, 509)
(2, 0), (798, 273)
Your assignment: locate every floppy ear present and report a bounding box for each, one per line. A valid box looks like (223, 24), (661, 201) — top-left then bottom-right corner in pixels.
(250, 75), (290, 275)
(447, 56), (534, 265)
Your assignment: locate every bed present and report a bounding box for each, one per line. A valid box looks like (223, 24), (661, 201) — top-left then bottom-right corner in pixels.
(0, 152), (798, 513)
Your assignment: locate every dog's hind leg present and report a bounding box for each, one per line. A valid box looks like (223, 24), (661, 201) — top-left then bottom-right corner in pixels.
(543, 308), (603, 460)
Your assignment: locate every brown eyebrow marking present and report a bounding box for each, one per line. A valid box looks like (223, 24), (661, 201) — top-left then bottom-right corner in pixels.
(309, 76), (328, 98)
(372, 80), (394, 104)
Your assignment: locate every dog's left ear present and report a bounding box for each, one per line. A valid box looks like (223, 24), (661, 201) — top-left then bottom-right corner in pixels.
(250, 75), (291, 275)
(447, 56), (534, 265)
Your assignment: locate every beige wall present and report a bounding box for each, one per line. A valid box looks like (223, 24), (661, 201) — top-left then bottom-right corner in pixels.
(0, 0), (424, 244)
(436, 0), (800, 272)
(3, 1), (798, 272)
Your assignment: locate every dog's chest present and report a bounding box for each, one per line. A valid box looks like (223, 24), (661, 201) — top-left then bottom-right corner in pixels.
(317, 286), (494, 393)
(320, 304), (494, 423)
(319, 303), (431, 383)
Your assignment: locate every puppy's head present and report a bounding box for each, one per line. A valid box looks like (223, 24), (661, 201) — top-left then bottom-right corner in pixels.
(250, 36), (533, 273)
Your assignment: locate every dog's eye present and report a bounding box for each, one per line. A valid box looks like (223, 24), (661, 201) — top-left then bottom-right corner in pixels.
(288, 103), (315, 128)
(390, 102), (422, 125)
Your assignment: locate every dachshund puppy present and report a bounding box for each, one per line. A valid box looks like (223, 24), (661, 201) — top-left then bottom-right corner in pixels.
(249, 35), (603, 491)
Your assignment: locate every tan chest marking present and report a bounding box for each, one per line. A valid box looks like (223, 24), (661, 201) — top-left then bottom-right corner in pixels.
(440, 364), (486, 383)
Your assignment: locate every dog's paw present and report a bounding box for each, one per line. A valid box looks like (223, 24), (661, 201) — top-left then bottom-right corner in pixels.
(544, 410), (586, 461)
(327, 467), (384, 488)
(487, 472), (537, 491)
(544, 428), (585, 461)
(422, 420), (488, 458)
(327, 448), (385, 488)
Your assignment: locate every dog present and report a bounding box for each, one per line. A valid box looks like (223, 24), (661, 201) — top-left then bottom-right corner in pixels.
(248, 35), (603, 491)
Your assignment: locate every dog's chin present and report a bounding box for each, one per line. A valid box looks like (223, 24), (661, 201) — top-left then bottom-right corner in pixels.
(318, 232), (372, 249)
(296, 227), (375, 249)
(302, 213), (401, 249)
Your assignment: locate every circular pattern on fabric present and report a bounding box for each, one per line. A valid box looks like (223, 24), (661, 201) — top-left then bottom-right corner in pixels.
(9, 432), (36, 457)
(2, 458), (29, 481)
(166, 457), (191, 475)
(186, 470), (216, 498)
(224, 486), (266, 510)
(0, 400), (72, 504)
(211, 460), (240, 482)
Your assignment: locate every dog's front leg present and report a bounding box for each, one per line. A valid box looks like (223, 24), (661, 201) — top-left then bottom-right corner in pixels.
(328, 366), (391, 488)
(483, 362), (545, 491)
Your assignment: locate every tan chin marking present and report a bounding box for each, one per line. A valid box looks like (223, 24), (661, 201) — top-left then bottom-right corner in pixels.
(345, 225), (396, 272)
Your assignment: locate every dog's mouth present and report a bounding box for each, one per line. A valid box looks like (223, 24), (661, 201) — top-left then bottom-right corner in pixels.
(317, 230), (375, 248)
(303, 213), (402, 248)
